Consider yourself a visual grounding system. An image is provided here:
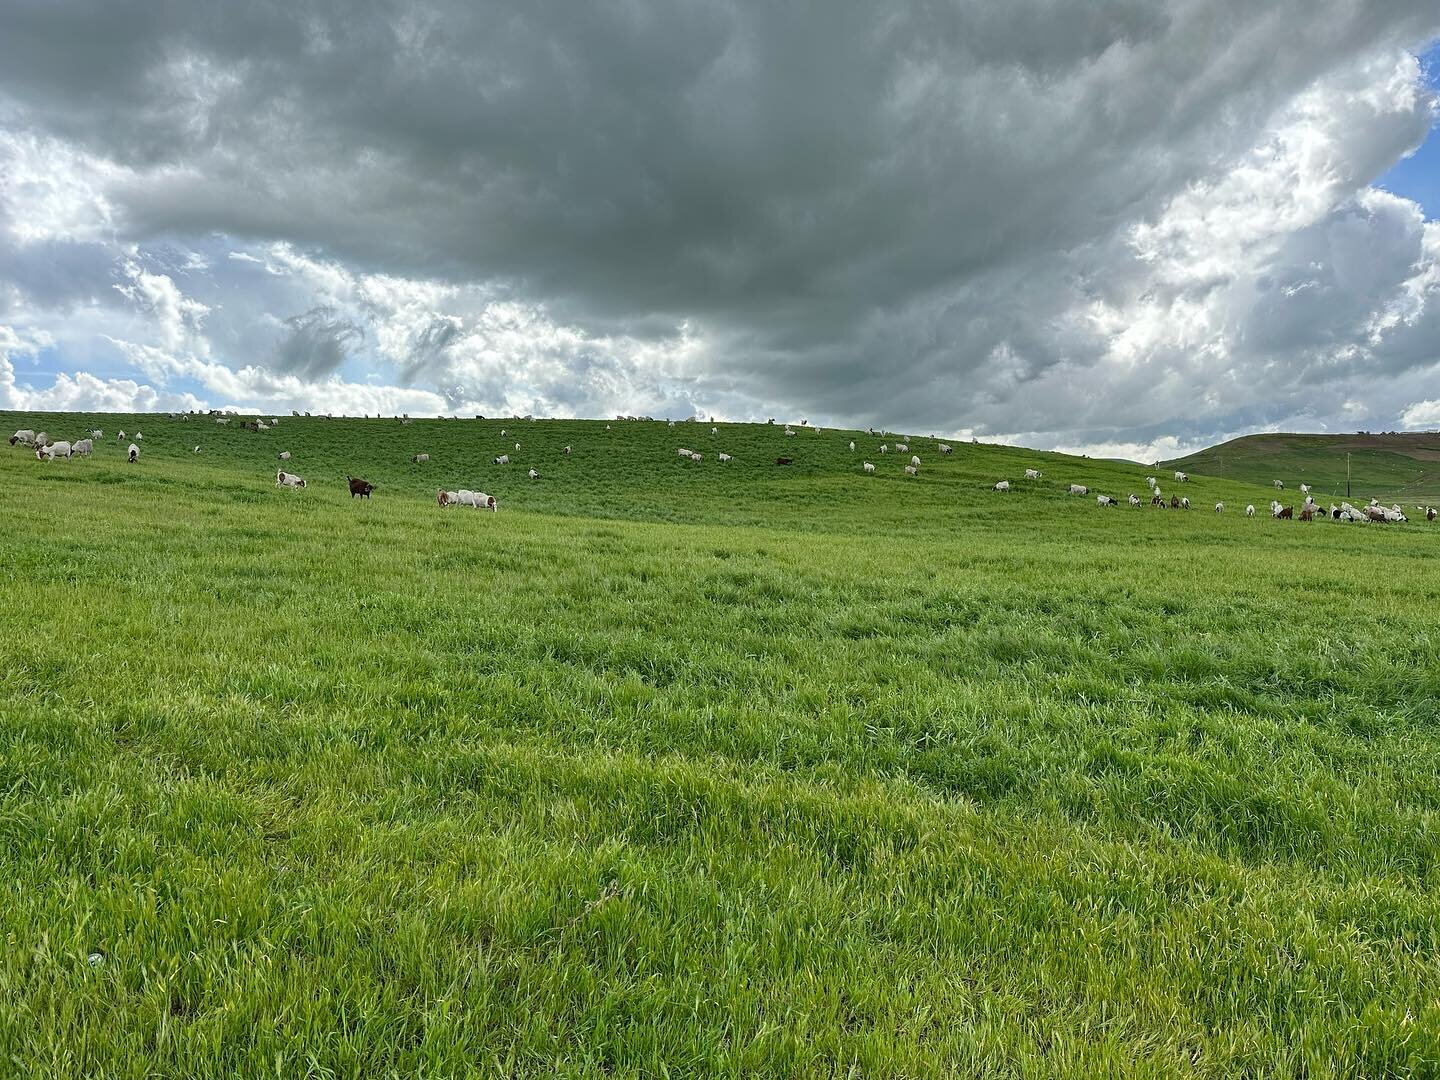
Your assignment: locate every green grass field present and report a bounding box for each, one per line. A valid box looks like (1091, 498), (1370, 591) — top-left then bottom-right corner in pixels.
(1163, 432), (1440, 503)
(4, 411), (1440, 1077)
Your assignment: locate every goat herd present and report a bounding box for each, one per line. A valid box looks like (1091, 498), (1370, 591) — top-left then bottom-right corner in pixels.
(986, 466), (1435, 524)
(9, 420), (1439, 525)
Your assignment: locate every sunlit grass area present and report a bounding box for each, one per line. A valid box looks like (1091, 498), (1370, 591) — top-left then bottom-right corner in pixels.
(4, 412), (1440, 1076)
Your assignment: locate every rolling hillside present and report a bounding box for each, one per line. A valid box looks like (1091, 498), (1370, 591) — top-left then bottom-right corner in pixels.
(5, 411), (1440, 1076)
(2, 410), (1289, 533)
(1162, 431), (1440, 502)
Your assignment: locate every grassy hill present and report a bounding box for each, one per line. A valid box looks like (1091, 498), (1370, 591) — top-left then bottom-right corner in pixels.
(4, 411), (1440, 1076)
(1162, 431), (1440, 502)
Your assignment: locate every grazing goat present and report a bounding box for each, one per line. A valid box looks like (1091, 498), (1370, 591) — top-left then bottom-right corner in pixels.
(1274, 504), (1292, 519)
(994, 480), (1010, 491)
(1273, 480), (1284, 489)
(528, 468), (539, 479)
(37, 441), (72, 460)
(896, 443), (909, 452)
(8, 429), (35, 446)
(718, 453), (732, 462)
(494, 454), (510, 465)
(1097, 495), (1116, 506)
(1128, 494), (1141, 506)
(910, 455), (921, 467)
(849, 441), (856, 452)
(879, 444), (888, 453)
(1025, 469), (1041, 480)
(939, 444), (952, 454)
(775, 457), (794, 466)
(72, 439), (93, 457)
(1428, 507), (1437, 521)
(1174, 471), (1187, 482)
(279, 451), (291, 461)
(128, 443), (139, 463)
(412, 453), (430, 464)
(1069, 484), (1088, 495)
(1180, 497), (1190, 510)
(276, 470), (306, 489)
(1299, 508), (1313, 522)
(1300, 483), (1310, 494)
(347, 476), (375, 498)
(1214, 502), (1224, 513)
(863, 462), (875, 474)
(193, 446), (201, 453)
(1152, 494), (1165, 507)
(904, 465), (918, 476)
(564, 446), (572, 455)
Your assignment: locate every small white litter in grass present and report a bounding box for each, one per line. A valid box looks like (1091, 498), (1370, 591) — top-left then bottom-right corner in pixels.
(87, 951), (105, 966)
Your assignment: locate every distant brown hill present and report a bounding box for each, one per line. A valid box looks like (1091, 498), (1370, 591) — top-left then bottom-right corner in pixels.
(1161, 432), (1440, 501)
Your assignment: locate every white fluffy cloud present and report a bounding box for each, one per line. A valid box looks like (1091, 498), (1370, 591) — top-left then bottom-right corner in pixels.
(0, 325), (203, 413)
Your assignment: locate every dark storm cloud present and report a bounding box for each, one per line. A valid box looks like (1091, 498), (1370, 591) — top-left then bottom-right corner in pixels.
(275, 305), (364, 379)
(0, 1), (1438, 441)
(398, 315), (463, 385)
(3, 2), (1429, 303)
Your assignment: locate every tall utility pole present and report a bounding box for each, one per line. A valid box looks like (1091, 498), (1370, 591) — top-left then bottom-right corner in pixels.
(1347, 453), (1351, 498)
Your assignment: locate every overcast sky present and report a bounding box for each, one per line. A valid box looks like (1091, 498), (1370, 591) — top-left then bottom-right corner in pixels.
(1, 2), (1438, 458)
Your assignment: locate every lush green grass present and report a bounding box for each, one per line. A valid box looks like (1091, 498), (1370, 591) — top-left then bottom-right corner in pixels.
(4, 411), (1440, 1077)
(1164, 432), (1440, 503)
